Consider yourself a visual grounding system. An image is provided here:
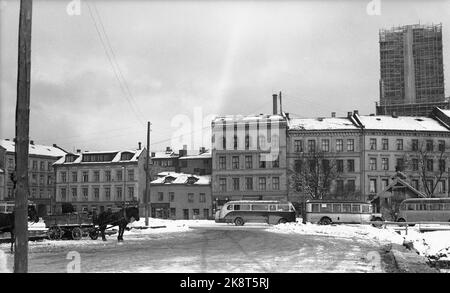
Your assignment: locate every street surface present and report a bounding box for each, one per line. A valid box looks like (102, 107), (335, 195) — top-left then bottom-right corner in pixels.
(0, 223), (394, 273)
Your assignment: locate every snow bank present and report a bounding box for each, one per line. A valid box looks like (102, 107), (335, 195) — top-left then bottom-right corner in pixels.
(403, 230), (450, 261)
(268, 222), (404, 245)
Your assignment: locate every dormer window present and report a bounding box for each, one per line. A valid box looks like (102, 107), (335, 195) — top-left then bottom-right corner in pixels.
(164, 176), (176, 184)
(186, 176), (198, 185)
(120, 152), (134, 161)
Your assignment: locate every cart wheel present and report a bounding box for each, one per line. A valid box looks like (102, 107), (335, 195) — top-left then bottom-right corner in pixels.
(89, 228), (99, 240)
(47, 226), (63, 240)
(71, 227), (83, 240)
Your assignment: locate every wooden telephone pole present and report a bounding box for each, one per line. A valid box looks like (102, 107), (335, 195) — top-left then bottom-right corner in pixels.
(145, 122), (151, 226)
(14, 0), (33, 273)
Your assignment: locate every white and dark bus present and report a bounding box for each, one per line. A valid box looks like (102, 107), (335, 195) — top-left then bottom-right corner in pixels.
(215, 200), (297, 226)
(397, 198), (450, 223)
(305, 200), (383, 225)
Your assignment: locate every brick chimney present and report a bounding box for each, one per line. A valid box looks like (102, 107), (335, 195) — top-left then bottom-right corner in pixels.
(30, 140), (34, 145)
(331, 112), (336, 118)
(353, 110), (359, 115)
(138, 142), (142, 150)
(347, 112), (353, 118)
(272, 93), (278, 115)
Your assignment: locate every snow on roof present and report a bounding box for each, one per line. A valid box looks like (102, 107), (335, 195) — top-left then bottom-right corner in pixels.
(151, 151), (178, 159)
(179, 150), (211, 160)
(288, 117), (358, 130)
(0, 168), (4, 174)
(213, 114), (285, 124)
(0, 139), (66, 157)
(53, 148), (144, 165)
(357, 115), (448, 132)
(151, 172), (211, 185)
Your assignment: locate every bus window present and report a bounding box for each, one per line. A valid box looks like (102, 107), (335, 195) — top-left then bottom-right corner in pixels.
(352, 204), (360, 213)
(431, 203), (441, 210)
(278, 204), (290, 212)
(320, 204), (331, 212)
(445, 203), (450, 210)
(269, 205), (277, 211)
(407, 204), (415, 211)
(332, 204), (341, 213)
(252, 204), (268, 211)
(361, 205), (370, 213)
(311, 204), (319, 212)
(343, 204), (351, 213)
(227, 205), (233, 210)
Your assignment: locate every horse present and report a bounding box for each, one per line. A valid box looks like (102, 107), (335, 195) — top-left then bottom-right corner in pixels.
(94, 206), (139, 242)
(0, 205), (39, 253)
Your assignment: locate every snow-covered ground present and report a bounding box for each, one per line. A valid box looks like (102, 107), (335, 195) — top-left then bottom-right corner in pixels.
(401, 229), (450, 261)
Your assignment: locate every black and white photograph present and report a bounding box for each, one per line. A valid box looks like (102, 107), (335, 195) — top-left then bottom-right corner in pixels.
(1, 0), (450, 278)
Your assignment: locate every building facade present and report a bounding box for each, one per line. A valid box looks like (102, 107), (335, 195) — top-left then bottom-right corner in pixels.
(0, 139), (66, 216)
(377, 23), (447, 116)
(0, 145), (5, 201)
(178, 148), (212, 175)
(211, 109), (288, 207)
(150, 147), (179, 180)
(150, 172), (212, 219)
(53, 148), (146, 214)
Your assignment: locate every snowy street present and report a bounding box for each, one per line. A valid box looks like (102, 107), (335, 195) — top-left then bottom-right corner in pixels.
(0, 221), (402, 273)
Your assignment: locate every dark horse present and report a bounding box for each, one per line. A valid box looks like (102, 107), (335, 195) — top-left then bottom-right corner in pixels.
(0, 205), (39, 252)
(94, 207), (139, 242)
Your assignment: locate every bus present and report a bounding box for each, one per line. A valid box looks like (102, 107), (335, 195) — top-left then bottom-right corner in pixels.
(305, 200), (383, 225)
(215, 200), (297, 226)
(396, 198), (450, 223)
(0, 202), (15, 214)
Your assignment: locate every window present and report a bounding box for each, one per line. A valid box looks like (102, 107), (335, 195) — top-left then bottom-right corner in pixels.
(61, 172), (67, 183)
(396, 139), (403, 151)
(72, 172), (77, 182)
(128, 187), (134, 199)
(347, 139), (354, 152)
(336, 160), (344, 173)
(307, 140), (316, 152)
(128, 169), (134, 181)
(439, 140), (445, 152)
(94, 171), (100, 182)
(437, 180), (446, 193)
(82, 187), (88, 200)
(170, 208), (176, 218)
(105, 171), (111, 182)
(272, 177), (280, 190)
(294, 160), (302, 173)
(426, 180), (433, 192)
(233, 135), (238, 150)
(439, 159), (446, 172)
(294, 140), (303, 152)
(232, 156), (239, 169)
(382, 139), (388, 150)
(369, 138), (377, 150)
(258, 154), (266, 168)
(382, 179), (389, 190)
(40, 161), (45, 170)
(333, 204), (341, 213)
(258, 135), (266, 150)
(369, 158), (377, 170)
(347, 180), (355, 193)
(199, 193), (206, 203)
(71, 187), (77, 199)
(219, 156), (226, 169)
(245, 177), (253, 190)
(396, 158), (405, 171)
(322, 139), (330, 152)
(245, 155), (252, 169)
(336, 180), (344, 194)
(169, 192), (175, 202)
(94, 188), (99, 200)
(426, 140), (433, 152)
(82, 171), (89, 182)
(39, 174), (44, 185)
(412, 179), (419, 190)
(188, 193), (194, 203)
(232, 178), (240, 191)
(105, 187), (111, 200)
(258, 177), (266, 190)
(116, 187), (122, 200)
(158, 192), (164, 201)
(412, 139), (418, 151)
(8, 158), (14, 168)
(252, 204), (268, 211)
(116, 170), (122, 181)
(245, 135), (251, 150)
(272, 156), (279, 168)
(426, 159), (433, 172)
(412, 159), (419, 171)
(219, 178), (226, 192)
(193, 209), (200, 216)
(311, 204), (319, 212)
(32, 160), (37, 170)
(369, 179), (377, 193)
(381, 158), (389, 170)
(347, 160), (355, 172)
(336, 139), (343, 152)
(61, 188), (66, 200)
(352, 204), (360, 213)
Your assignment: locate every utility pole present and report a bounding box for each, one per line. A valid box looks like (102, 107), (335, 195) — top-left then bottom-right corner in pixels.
(145, 122), (151, 226)
(14, 0), (33, 273)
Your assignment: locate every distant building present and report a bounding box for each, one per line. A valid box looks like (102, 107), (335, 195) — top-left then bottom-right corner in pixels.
(377, 24), (447, 116)
(211, 94), (288, 207)
(150, 147), (179, 180)
(178, 147), (212, 175)
(0, 139), (66, 216)
(150, 172), (212, 219)
(53, 147), (146, 214)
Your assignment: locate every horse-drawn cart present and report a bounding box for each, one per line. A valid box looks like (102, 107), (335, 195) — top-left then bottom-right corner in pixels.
(43, 213), (99, 240)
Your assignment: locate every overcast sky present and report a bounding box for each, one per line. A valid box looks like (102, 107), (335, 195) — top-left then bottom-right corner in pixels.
(1, 0), (449, 153)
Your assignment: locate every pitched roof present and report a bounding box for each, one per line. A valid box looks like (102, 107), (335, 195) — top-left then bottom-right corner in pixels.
(53, 148), (144, 165)
(372, 176), (426, 201)
(288, 117), (359, 130)
(356, 115), (448, 132)
(0, 139), (66, 157)
(179, 150), (211, 160)
(151, 172), (211, 185)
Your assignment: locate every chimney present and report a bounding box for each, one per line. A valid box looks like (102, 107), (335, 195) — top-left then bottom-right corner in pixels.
(279, 91), (283, 113)
(285, 112), (290, 119)
(166, 146), (172, 152)
(53, 144), (57, 147)
(331, 112), (336, 118)
(151, 152), (155, 157)
(183, 144), (187, 150)
(272, 93), (278, 115)
(353, 110), (359, 115)
(76, 149), (81, 154)
(138, 142), (142, 150)
(30, 140), (34, 145)
(347, 112), (353, 118)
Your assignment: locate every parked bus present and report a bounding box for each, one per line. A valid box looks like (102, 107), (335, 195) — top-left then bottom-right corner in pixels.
(305, 200), (383, 225)
(0, 201), (36, 214)
(396, 198), (450, 223)
(215, 200), (297, 226)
